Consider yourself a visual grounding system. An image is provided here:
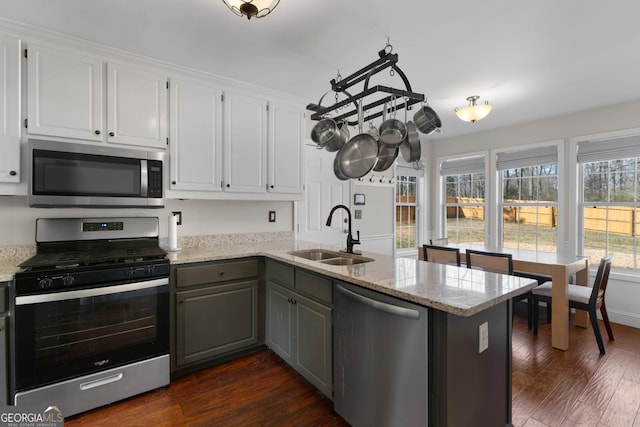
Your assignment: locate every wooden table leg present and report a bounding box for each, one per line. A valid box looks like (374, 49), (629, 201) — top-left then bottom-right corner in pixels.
(551, 265), (569, 350)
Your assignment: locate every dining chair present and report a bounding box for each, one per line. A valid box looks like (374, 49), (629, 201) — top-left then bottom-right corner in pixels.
(430, 237), (449, 246)
(423, 245), (461, 266)
(465, 249), (513, 275)
(532, 256), (614, 355)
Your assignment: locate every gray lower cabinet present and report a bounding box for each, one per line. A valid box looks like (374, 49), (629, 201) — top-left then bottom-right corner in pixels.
(265, 261), (332, 398)
(174, 259), (261, 369)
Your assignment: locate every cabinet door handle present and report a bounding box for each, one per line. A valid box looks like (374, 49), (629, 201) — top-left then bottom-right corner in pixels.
(9, 171), (17, 176)
(171, 180), (177, 185)
(95, 130), (101, 135)
(109, 132), (115, 137)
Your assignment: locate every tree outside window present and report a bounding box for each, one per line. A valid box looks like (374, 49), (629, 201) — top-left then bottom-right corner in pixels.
(444, 172), (485, 245)
(501, 163), (558, 253)
(582, 158), (639, 271)
(396, 175), (417, 249)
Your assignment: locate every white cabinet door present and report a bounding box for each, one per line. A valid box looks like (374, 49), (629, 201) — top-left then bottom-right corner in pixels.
(106, 62), (167, 149)
(0, 35), (20, 184)
(26, 43), (103, 141)
(169, 77), (223, 192)
(268, 101), (304, 194)
(223, 91), (267, 193)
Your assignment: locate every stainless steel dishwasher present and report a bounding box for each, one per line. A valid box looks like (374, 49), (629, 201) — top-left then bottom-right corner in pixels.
(334, 282), (429, 427)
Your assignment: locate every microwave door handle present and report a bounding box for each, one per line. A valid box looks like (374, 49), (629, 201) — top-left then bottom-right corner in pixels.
(140, 159), (148, 197)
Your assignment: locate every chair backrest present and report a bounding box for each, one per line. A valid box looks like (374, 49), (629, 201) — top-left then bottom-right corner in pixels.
(590, 256), (613, 307)
(430, 237), (449, 246)
(465, 249), (513, 275)
(423, 245), (461, 266)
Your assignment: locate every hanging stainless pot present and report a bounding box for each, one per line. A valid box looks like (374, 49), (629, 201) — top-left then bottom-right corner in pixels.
(378, 97), (407, 146)
(310, 117), (337, 149)
(413, 102), (442, 135)
(325, 121), (350, 152)
(400, 121), (421, 162)
(333, 154), (350, 181)
(335, 101), (378, 179)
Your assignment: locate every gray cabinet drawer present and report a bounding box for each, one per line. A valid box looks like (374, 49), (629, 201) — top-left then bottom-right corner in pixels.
(295, 269), (332, 304)
(176, 259), (258, 288)
(266, 261), (294, 288)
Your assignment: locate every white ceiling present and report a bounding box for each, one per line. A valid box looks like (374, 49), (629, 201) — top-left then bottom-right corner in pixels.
(1, 0), (640, 139)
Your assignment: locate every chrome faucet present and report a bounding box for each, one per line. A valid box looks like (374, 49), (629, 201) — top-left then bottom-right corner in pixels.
(326, 204), (360, 254)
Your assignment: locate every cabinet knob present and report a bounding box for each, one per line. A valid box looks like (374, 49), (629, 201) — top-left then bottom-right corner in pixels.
(172, 180), (177, 185)
(219, 271), (225, 276)
(270, 185), (274, 189)
(95, 130), (101, 135)
(226, 184), (230, 188)
(178, 299), (184, 304)
(9, 170), (17, 176)
(109, 132), (115, 137)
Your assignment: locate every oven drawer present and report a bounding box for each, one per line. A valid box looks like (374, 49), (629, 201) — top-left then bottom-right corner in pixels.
(175, 259), (259, 288)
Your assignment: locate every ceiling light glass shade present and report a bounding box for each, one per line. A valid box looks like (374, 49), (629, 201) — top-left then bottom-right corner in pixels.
(455, 96), (492, 123)
(222, 0), (280, 19)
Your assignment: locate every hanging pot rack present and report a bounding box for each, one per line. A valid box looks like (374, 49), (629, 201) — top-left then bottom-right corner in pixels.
(306, 46), (426, 126)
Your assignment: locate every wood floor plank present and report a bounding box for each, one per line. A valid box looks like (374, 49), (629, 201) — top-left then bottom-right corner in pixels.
(559, 401), (603, 427)
(599, 378), (640, 427)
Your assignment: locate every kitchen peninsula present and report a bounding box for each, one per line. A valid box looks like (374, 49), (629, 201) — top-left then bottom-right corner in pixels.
(169, 239), (535, 426)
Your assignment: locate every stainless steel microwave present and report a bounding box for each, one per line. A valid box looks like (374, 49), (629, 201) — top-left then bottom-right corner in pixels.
(28, 140), (165, 208)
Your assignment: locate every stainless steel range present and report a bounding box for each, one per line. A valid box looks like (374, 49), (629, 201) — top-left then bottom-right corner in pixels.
(12, 217), (170, 417)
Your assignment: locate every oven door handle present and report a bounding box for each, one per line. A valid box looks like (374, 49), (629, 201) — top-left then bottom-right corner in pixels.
(15, 277), (168, 305)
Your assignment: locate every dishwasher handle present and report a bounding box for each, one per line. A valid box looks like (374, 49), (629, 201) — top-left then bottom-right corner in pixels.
(336, 284), (420, 319)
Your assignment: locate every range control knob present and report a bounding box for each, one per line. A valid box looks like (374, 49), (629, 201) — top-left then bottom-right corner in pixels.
(126, 269), (137, 279)
(146, 266), (155, 276)
(62, 275), (75, 286)
(38, 277), (53, 289)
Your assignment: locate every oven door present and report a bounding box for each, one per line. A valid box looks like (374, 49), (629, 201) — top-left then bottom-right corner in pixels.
(14, 278), (169, 392)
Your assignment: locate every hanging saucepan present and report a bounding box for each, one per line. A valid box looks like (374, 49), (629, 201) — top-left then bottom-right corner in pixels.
(310, 90), (342, 149)
(413, 101), (442, 135)
(325, 121), (350, 152)
(400, 121), (421, 163)
(379, 96), (407, 147)
(335, 101), (378, 179)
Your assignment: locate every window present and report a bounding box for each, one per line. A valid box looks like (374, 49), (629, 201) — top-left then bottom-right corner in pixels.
(396, 175), (418, 250)
(578, 135), (640, 271)
(498, 146), (558, 253)
(440, 156), (486, 245)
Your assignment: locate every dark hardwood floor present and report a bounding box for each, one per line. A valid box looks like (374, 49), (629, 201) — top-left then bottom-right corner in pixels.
(65, 306), (640, 426)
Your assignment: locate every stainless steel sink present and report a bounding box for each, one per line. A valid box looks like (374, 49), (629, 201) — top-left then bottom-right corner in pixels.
(320, 257), (373, 265)
(288, 249), (374, 265)
(288, 249), (344, 261)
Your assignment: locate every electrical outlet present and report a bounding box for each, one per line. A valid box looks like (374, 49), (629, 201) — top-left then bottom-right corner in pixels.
(479, 321), (489, 353)
(269, 211), (276, 222)
(172, 211), (182, 225)
(354, 209), (362, 219)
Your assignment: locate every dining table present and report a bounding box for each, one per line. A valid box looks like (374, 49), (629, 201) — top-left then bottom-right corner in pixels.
(420, 244), (589, 350)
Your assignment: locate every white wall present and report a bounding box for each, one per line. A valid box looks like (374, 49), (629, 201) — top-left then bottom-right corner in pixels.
(423, 99), (640, 328)
(0, 196), (293, 246)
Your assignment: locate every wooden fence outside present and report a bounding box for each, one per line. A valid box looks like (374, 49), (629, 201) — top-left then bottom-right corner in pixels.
(446, 197), (636, 236)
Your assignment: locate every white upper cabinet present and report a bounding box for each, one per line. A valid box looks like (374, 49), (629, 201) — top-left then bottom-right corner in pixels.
(106, 62), (167, 149)
(26, 44), (167, 149)
(0, 34), (21, 185)
(223, 91), (267, 193)
(169, 77), (223, 192)
(268, 101), (304, 194)
(27, 43), (103, 141)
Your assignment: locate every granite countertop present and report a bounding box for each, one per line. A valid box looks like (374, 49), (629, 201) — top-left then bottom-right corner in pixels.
(166, 239), (536, 317)
(0, 239), (536, 317)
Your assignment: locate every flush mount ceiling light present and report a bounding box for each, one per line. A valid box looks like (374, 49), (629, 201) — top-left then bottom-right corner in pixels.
(454, 96), (492, 123)
(222, 0), (280, 19)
